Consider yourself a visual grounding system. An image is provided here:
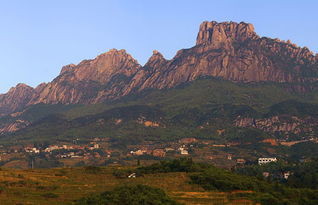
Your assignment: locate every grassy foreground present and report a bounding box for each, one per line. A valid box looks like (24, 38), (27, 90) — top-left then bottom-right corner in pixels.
(0, 166), (254, 205)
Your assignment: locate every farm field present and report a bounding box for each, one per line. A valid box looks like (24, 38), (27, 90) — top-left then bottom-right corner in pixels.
(0, 166), (254, 205)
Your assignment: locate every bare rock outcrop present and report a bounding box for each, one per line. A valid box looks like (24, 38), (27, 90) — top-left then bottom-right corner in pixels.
(235, 115), (316, 137)
(28, 49), (141, 105)
(0, 21), (317, 116)
(196, 21), (258, 47)
(0, 84), (35, 115)
(0, 119), (30, 134)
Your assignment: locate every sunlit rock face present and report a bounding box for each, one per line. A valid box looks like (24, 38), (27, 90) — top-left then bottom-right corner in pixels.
(0, 21), (317, 115)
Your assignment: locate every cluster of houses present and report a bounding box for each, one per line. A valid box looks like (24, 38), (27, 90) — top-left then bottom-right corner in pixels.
(256, 157), (292, 180)
(126, 138), (282, 168)
(25, 143), (100, 152)
(0, 136), (287, 172)
(235, 157), (278, 166)
(128, 138), (197, 158)
(21, 141), (105, 160)
(43, 143), (100, 153)
(24, 147), (40, 154)
(262, 171), (291, 179)
(129, 146), (190, 158)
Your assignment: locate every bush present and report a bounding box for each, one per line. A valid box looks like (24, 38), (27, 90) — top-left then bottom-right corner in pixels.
(135, 158), (210, 175)
(189, 166), (318, 204)
(112, 168), (131, 178)
(189, 168), (267, 192)
(74, 184), (181, 205)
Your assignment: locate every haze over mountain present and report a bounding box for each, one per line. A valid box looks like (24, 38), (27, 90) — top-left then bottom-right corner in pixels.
(0, 21), (317, 116)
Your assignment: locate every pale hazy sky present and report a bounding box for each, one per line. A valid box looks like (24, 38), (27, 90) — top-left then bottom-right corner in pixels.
(0, 0), (317, 93)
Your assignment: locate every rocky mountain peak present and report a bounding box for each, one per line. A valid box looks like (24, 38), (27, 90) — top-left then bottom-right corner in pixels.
(0, 20), (317, 116)
(0, 83), (35, 115)
(58, 49), (141, 84)
(34, 83), (47, 93)
(196, 21), (258, 47)
(8, 83), (33, 92)
(94, 48), (139, 66)
(60, 64), (76, 75)
(152, 50), (161, 55)
(144, 50), (166, 68)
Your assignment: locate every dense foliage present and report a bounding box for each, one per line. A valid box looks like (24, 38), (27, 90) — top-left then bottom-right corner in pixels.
(117, 159), (318, 205)
(112, 158), (206, 178)
(4, 77), (318, 146)
(190, 167), (318, 205)
(289, 142), (318, 161)
(236, 158), (318, 189)
(135, 158), (210, 174)
(73, 184), (180, 205)
(189, 161), (318, 204)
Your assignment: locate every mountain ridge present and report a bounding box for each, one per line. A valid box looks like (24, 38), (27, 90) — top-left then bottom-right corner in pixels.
(0, 21), (317, 116)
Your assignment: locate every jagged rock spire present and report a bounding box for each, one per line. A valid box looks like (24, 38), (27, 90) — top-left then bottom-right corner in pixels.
(196, 21), (258, 46)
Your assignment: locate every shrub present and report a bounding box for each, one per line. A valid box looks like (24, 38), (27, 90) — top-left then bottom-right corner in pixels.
(112, 168), (131, 178)
(135, 158), (210, 175)
(74, 184), (181, 205)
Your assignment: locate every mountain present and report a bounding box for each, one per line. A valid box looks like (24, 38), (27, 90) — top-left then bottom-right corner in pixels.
(0, 83), (34, 115)
(1, 20), (318, 152)
(2, 77), (318, 144)
(0, 21), (317, 116)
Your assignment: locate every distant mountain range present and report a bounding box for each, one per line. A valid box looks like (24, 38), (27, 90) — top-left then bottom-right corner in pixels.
(1, 21), (318, 148)
(1, 21), (317, 116)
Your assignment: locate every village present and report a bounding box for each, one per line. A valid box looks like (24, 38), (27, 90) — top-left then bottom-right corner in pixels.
(0, 136), (287, 169)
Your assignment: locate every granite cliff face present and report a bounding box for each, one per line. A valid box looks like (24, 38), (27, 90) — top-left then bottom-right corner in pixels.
(235, 115), (316, 139)
(28, 49), (141, 105)
(0, 84), (35, 115)
(130, 21), (317, 89)
(196, 21), (258, 46)
(0, 119), (30, 134)
(0, 21), (317, 115)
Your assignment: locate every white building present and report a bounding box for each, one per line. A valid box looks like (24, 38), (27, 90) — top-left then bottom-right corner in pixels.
(258, 157), (277, 165)
(44, 145), (59, 152)
(180, 149), (189, 155)
(283, 171), (291, 179)
(25, 147), (40, 154)
(178, 146), (189, 155)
